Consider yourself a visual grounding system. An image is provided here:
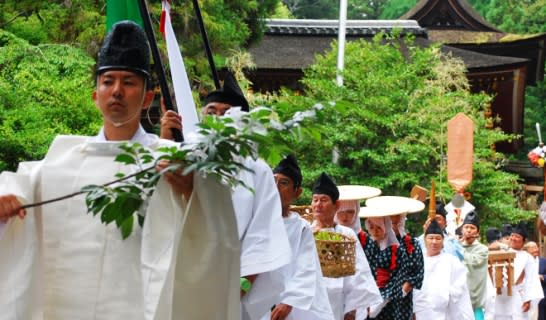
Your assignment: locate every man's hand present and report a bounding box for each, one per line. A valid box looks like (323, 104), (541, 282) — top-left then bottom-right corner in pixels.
(270, 303), (292, 320)
(0, 195), (25, 223)
(159, 99), (182, 141)
(344, 310), (356, 320)
(422, 218), (432, 233)
(522, 300), (531, 312)
(156, 160), (193, 201)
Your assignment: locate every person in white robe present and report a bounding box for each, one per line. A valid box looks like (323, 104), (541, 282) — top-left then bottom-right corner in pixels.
(310, 172), (382, 320)
(160, 71), (292, 319)
(253, 155), (334, 320)
(524, 241), (541, 320)
(416, 200), (463, 261)
(495, 222), (544, 320)
(413, 219), (474, 320)
(0, 21), (241, 320)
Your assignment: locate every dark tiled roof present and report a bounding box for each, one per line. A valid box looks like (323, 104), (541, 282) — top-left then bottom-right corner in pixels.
(401, 0), (499, 32)
(264, 19), (427, 37)
(438, 45), (528, 69)
(249, 33), (528, 70)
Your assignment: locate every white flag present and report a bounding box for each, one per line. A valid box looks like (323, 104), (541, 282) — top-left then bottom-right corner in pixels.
(161, 1), (200, 136)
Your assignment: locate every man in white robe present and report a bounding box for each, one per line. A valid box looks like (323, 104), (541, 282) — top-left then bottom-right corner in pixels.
(495, 222), (544, 320)
(413, 220), (474, 320)
(310, 172), (382, 320)
(0, 21), (241, 320)
(257, 155), (334, 320)
(160, 71), (292, 319)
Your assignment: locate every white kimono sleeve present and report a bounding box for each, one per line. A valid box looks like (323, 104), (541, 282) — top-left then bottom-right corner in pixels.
(447, 257), (474, 320)
(521, 254), (544, 304)
(343, 241), (383, 314)
(280, 225), (317, 309)
(0, 161), (43, 320)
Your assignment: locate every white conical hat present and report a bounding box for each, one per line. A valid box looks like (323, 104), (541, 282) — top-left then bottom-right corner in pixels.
(358, 206), (407, 218)
(338, 185), (381, 201)
(365, 196), (425, 214)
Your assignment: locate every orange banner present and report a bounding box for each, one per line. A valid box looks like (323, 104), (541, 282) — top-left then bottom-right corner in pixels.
(447, 113), (474, 192)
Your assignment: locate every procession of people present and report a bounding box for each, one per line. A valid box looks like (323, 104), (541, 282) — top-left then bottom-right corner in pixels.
(2, 16), (546, 320)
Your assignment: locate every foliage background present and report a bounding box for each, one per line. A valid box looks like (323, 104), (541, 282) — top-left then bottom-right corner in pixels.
(0, 0), (543, 235)
(271, 36), (533, 233)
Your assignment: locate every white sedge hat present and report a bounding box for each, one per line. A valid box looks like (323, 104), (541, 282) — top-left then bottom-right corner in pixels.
(365, 196), (425, 215)
(358, 205), (407, 218)
(338, 185), (381, 201)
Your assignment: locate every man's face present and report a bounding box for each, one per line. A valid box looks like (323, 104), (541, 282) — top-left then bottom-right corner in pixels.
(462, 224), (479, 243)
(202, 102), (232, 116)
(434, 214), (446, 229)
(510, 233), (525, 250)
(93, 70), (152, 127)
(311, 194), (338, 223)
(425, 234), (444, 256)
(273, 173), (301, 211)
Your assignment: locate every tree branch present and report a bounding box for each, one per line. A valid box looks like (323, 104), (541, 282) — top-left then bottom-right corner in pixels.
(19, 166), (155, 210)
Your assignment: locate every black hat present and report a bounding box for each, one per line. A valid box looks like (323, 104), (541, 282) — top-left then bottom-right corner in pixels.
(435, 200), (448, 218)
(312, 172), (339, 202)
(512, 221), (528, 240)
(203, 72), (249, 111)
(96, 21), (151, 79)
(501, 224), (513, 237)
(425, 219), (444, 237)
(485, 227), (501, 244)
(462, 211), (480, 230)
(273, 154), (302, 188)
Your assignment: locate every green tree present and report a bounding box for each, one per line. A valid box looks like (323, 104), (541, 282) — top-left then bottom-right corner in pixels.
(380, 0), (417, 19)
(272, 35), (532, 233)
(280, 0), (339, 19)
(0, 30), (101, 171)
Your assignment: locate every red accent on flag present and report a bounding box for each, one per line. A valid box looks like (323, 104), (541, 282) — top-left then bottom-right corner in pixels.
(160, 9), (166, 35)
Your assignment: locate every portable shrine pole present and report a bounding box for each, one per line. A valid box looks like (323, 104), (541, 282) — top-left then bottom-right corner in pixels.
(191, 0), (220, 89)
(428, 180), (436, 220)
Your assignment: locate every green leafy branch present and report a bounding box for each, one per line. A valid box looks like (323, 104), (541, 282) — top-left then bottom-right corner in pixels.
(80, 104), (327, 239)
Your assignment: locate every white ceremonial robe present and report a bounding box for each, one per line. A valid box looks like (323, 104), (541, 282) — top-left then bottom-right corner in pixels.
(494, 249), (544, 320)
(0, 127), (240, 320)
(235, 157), (292, 320)
(315, 224), (382, 320)
(260, 212), (334, 320)
(413, 252), (474, 320)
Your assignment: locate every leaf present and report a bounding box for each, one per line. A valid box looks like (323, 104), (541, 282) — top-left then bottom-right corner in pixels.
(115, 153), (136, 165)
(101, 203), (119, 224)
(120, 215), (134, 240)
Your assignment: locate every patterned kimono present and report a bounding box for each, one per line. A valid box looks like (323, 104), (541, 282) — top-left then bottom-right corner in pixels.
(396, 233), (424, 320)
(358, 231), (409, 320)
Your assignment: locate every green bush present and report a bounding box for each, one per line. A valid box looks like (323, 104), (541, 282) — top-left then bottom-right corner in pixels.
(0, 30), (101, 171)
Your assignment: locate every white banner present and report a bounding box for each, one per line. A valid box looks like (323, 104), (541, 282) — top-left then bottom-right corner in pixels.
(161, 1), (200, 136)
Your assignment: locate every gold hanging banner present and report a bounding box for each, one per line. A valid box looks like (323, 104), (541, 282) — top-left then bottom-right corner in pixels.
(447, 113), (474, 193)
